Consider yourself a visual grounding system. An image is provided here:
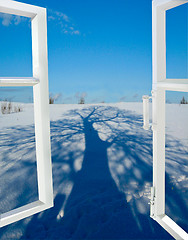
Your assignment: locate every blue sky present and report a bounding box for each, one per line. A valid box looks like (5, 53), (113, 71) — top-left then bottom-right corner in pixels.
(0, 0), (187, 103)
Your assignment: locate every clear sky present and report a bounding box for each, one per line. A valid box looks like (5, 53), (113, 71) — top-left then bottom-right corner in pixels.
(0, 0), (187, 103)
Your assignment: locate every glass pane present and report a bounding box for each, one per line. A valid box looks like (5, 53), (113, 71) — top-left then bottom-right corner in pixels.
(166, 4), (188, 79)
(165, 91), (188, 232)
(0, 13), (32, 77)
(0, 87), (38, 214)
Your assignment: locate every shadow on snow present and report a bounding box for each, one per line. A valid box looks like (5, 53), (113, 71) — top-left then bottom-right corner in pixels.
(0, 105), (187, 239)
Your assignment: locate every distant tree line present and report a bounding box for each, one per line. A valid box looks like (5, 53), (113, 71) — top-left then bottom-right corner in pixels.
(1, 100), (23, 114)
(180, 96), (188, 104)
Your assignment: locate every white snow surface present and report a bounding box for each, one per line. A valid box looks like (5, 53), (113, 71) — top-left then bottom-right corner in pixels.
(0, 102), (187, 239)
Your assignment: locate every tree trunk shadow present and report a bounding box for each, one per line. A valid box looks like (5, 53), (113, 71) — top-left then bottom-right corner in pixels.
(20, 108), (171, 239)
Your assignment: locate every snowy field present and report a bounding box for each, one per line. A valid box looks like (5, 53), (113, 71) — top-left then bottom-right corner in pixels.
(0, 102), (187, 239)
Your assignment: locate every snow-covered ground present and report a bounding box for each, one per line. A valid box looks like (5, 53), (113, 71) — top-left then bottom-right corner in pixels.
(0, 102), (187, 239)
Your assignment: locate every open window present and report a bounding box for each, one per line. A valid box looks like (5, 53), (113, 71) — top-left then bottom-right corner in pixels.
(151, 0), (188, 239)
(0, 0), (53, 227)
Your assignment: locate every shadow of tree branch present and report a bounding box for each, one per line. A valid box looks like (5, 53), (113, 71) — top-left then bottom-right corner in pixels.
(0, 105), (187, 239)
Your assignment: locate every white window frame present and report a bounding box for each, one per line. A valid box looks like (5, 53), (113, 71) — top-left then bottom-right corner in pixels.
(152, 0), (188, 239)
(0, 0), (53, 227)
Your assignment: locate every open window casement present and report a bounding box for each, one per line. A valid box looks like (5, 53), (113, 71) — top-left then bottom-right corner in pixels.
(0, 0), (53, 227)
(143, 0), (188, 239)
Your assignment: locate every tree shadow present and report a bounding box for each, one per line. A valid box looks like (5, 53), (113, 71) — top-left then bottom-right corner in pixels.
(0, 105), (187, 239)
(0, 124), (38, 214)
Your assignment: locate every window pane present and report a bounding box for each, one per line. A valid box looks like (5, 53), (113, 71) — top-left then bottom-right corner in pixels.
(0, 13), (32, 77)
(0, 87), (38, 214)
(166, 4), (188, 79)
(165, 91), (188, 232)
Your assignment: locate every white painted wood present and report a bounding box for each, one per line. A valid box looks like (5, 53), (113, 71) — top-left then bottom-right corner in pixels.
(152, 89), (166, 216)
(151, 0), (188, 239)
(0, 201), (46, 228)
(152, 0), (166, 217)
(0, 0), (43, 18)
(153, 0), (188, 11)
(0, 0), (53, 228)
(142, 95), (150, 130)
(156, 215), (188, 240)
(152, 0), (166, 85)
(32, 8), (53, 206)
(155, 79), (188, 92)
(0, 77), (39, 86)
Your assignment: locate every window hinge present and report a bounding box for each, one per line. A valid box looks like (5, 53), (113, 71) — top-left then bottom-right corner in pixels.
(149, 187), (156, 218)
